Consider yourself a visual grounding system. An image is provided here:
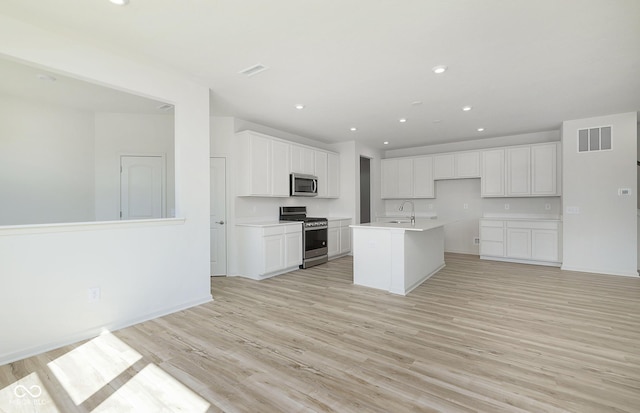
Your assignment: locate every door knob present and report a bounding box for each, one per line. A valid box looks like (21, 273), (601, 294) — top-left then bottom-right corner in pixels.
(215, 220), (225, 225)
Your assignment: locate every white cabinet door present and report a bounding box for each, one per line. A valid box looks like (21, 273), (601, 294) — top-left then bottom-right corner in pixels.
(327, 152), (340, 198)
(339, 224), (351, 254)
(434, 154), (455, 179)
(271, 139), (290, 197)
(413, 156), (434, 198)
(381, 159), (399, 199)
(291, 145), (314, 174)
(531, 229), (559, 262)
(506, 228), (531, 259)
(314, 150), (328, 198)
(248, 134), (272, 196)
(328, 226), (340, 257)
(285, 231), (302, 268)
(263, 234), (285, 274)
(455, 151), (480, 178)
(481, 149), (505, 197)
(531, 143), (558, 196)
(480, 224), (505, 257)
(507, 146), (531, 196)
(397, 158), (414, 198)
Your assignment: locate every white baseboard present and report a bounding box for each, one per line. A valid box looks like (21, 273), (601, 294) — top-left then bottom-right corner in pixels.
(0, 295), (212, 366)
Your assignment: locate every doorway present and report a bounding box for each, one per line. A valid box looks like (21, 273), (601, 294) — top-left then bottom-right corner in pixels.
(120, 155), (165, 220)
(210, 157), (227, 276)
(360, 156), (371, 224)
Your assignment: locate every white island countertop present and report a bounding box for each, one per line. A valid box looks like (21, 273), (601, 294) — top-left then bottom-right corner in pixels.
(350, 218), (451, 232)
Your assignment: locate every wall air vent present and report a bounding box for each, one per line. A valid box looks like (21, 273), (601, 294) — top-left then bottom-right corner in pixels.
(157, 103), (174, 111)
(239, 64), (269, 77)
(578, 126), (612, 152)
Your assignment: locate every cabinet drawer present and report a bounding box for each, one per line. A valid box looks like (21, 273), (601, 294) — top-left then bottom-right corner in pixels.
(284, 223), (302, 234)
(480, 227), (504, 242)
(263, 226), (285, 236)
(480, 220), (504, 228)
(506, 221), (559, 230)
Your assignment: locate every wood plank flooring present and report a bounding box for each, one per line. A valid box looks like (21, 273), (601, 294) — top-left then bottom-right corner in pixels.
(2, 254), (640, 412)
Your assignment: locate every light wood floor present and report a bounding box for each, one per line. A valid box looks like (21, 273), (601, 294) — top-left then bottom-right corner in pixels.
(2, 254), (640, 412)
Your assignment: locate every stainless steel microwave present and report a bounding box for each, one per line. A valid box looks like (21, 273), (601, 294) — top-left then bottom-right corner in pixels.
(290, 173), (318, 197)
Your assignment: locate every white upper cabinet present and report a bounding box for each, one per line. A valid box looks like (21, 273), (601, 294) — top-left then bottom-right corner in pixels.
(236, 131), (340, 198)
(327, 152), (340, 198)
(531, 143), (559, 196)
(434, 151), (480, 180)
(506, 142), (560, 197)
(481, 149), (505, 197)
(291, 144), (315, 175)
(314, 150), (328, 198)
(381, 156), (434, 199)
(506, 146), (531, 196)
(413, 156), (434, 198)
(433, 154), (455, 179)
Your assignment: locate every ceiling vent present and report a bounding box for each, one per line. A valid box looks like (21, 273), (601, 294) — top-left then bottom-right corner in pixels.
(578, 126), (612, 152)
(157, 103), (174, 111)
(239, 64), (269, 77)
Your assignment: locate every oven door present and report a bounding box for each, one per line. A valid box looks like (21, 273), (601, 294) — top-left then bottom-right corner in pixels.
(304, 226), (328, 259)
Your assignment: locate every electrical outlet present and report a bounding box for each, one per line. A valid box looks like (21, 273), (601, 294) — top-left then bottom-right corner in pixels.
(428, 204), (434, 210)
(463, 203), (469, 210)
(473, 237), (480, 245)
(545, 203), (551, 210)
(88, 287), (101, 302)
(504, 203), (510, 210)
(566, 206), (581, 214)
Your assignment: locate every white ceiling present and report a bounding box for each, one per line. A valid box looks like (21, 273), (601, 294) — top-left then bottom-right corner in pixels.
(1, 0), (639, 149)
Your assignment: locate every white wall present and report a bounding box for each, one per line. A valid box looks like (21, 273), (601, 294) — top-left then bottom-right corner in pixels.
(562, 112), (637, 276)
(385, 130), (560, 158)
(0, 15), (211, 364)
(0, 95), (95, 225)
(94, 112), (175, 221)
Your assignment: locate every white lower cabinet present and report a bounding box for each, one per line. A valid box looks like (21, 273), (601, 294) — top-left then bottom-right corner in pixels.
(480, 219), (561, 266)
(236, 223), (302, 279)
(328, 219), (351, 259)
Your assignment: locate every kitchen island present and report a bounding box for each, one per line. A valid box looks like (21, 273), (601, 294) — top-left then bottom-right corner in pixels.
(350, 219), (449, 295)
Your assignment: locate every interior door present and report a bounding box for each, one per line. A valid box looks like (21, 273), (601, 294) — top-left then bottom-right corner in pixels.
(120, 155), (165, 220)
(210, 157), (227, 276)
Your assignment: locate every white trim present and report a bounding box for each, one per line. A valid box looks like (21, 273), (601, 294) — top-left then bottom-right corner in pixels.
(0, 294), (212, 366)
(480, 255), (561, 267)
(561, 264), (638, 278)
(0, 217), (185, 236)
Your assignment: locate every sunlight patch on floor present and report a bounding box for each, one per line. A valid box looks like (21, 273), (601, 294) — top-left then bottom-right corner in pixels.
(0, 371), (60, 413)
(93, 363), (210, 412)
(46, 330), (142, 405)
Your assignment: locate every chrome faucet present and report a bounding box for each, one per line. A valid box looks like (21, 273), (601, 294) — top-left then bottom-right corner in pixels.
(399, 200), (415, 225)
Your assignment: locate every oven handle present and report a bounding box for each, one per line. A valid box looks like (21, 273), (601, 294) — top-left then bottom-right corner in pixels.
(304, 226), (327, 231)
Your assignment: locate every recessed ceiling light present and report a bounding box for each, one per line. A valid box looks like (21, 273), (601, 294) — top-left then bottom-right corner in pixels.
(399, 118), (407, 123)
(411, 101), (423, 106)
(477, 127), (485, 132)
(36, 74), (56, 82)
(295, 104), (305, 110)
(383, 141), (389, 145)
(157, 103), (173, 111)
(109, 0), (129, 5)
(350, 127), (357, 132)
(462, 106), (472, 112)
(432, 65), (447, 74)
(433, 119), (442, 123)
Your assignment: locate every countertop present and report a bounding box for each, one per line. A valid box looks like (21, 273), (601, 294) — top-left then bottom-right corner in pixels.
(350, 218), (451, 232)
(236, 221), (302, 227)
(481, 213), (562, 222)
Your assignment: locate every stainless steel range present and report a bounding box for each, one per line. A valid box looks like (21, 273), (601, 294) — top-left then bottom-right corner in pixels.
(279, 206), (328, 269)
